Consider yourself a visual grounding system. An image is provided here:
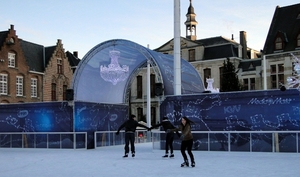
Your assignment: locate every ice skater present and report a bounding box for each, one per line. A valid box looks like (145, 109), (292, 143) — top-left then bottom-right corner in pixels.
(168, 116), (195, 167)
(116, 114), (150, 158)
(150, 117), (180, 158)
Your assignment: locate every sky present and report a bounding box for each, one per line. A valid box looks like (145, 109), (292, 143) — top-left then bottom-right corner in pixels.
(1, 142), (299, 177)
(1, 0), (299, 59)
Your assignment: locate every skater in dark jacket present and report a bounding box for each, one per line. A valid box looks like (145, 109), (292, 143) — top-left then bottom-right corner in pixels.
(116, 114), (150, 158)
(169, 116), (195, 167)
(150, 117), (180, 158)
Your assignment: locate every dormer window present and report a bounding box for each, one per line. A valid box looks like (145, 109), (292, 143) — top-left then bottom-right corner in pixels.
(188, 49), (195, 62)
(275, 37), (283, 50)
(7, 37), (15, 45)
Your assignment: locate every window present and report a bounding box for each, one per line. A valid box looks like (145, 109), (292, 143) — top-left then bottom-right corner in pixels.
(243, 79), (248, 90)
(151, 107), (156, 126)
(137, 107), (143, 121)
(270, 65), (276, 74)
(63, 85), (67, 100)
(8, 52), (15, 67)
(250, 78), (255, 90)
(0, 74), (8, 95)
(7, 37), (15, 44)
(1, 100), (9, 104)
(243, 78), (255, 90)
(57, 58), (62, 74)
(278, 64), (284, 73)
(188, 49), (195, 62)
(16, 76), (23, 96)
(203, 68), (211, 89)
(137, 76), (142, 98)
(51, 83), (57, 101)
(31, 78), (38, 97)
(150, 74), (155, 97)
(275, 37), (283, 50)
(270, 64), (284, 89)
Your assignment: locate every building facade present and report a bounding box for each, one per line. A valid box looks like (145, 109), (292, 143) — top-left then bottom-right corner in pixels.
(129, 2), (300, 125)
(129, 1), (261, 123)
(0, 25), (43, 103)
(43, 39), (74, 101)
(262, 4), (300, 90)
(0, 25), (80, 104)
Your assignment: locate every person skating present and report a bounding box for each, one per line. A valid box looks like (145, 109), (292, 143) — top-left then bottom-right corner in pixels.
(116, 114), (150, 158)
(168, 116), (195, 167)
(150, 117), (180, 158)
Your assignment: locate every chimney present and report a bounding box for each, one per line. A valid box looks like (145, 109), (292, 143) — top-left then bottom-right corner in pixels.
(73, 51), (78, 58)
(10, 24), (14, 30)
(239, 31), (248, 59)
(231, 34), (234, 40)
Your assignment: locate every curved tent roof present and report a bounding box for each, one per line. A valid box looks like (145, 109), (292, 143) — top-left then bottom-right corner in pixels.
(72, 39), (204, 104)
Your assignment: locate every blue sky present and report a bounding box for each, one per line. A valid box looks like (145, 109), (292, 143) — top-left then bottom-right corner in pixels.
(1, 0), (299, 58)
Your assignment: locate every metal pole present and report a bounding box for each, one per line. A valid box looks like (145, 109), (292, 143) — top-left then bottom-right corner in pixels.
(174, 0), (181, 95)
(263, 55), (267, 90)
(73, 101), (76, 149)
(147, 59), (151, 141)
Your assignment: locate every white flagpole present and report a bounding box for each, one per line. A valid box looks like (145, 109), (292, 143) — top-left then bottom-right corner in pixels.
(174, 0), (181, 95)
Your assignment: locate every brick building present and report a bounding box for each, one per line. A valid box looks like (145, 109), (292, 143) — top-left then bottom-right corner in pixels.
(0, 25), (80, 103)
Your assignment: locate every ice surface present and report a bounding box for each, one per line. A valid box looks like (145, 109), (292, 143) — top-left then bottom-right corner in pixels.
(0, 143), (299, 177)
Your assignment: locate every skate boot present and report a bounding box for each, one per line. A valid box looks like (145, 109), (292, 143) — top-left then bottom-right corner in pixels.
(162, 154), (168, 158)
(191, 161), (195, 167)
(123, 153), (128, 158)
(181, 159), (189, 167)
(169, 154), (174, 158)
(132, 152), (135, 157)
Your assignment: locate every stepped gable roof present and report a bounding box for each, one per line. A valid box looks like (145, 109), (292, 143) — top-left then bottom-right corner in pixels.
(44, 46), (56, 67)
(66, 51), (80, 67)
(19, 40), (44, 72)
(263, 3), (300, 54)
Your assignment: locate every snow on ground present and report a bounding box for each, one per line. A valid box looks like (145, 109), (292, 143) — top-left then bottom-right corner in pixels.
(0, 143), (299, 177)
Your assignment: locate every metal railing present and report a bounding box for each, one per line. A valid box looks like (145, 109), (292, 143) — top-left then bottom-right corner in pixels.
(94, 130), (149, 148)
(2, 130), (298, 153)
(95, 130), (300, 153)
(0, 132), (87, 149)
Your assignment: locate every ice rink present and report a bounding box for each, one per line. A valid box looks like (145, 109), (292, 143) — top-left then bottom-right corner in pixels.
(1, 143), (299, 177)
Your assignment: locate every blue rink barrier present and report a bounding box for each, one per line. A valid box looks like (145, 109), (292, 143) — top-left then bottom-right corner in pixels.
(0, 132), (87, 149)
(95, 130), (300, 153)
